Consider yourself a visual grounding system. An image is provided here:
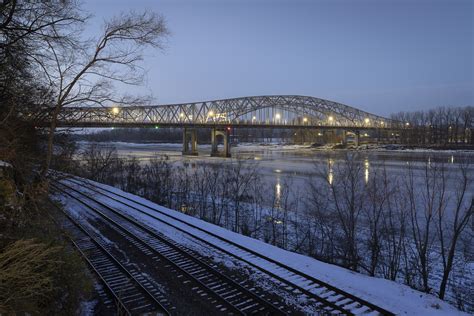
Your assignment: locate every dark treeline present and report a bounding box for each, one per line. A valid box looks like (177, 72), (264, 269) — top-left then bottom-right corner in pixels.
(80, 127), (357, 145)
(0, 2), (92, 313)
(83, 127), (186, 143)
(79, 127), (313, 144)
(67, 144), (474, 311)
(392, 106), (473, 146)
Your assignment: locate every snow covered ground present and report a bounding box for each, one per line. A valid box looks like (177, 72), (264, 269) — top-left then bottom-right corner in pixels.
(56, 176), (468, 315)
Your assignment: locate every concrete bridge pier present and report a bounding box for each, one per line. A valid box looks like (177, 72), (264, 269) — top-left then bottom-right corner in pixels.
(182, 128), (198, 156)
(341, 130), (347, 145)
(211, 128), (231, 157)
(354, 131), (360, 147)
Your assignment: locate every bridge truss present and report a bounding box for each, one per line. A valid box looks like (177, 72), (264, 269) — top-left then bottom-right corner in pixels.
(52, 95), (399, 129)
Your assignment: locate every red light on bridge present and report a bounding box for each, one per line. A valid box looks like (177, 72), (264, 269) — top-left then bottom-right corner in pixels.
(227, 126), (231, 131)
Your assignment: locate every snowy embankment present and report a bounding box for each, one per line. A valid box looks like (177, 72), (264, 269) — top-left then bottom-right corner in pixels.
(60, 177), (467, 316)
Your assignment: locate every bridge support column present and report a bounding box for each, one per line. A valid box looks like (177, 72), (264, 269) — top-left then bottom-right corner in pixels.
(182, 128), (198, 156)
(341, 130), (347, 145)
(354, 131), (360, 147)
(211, 128), (231, 158)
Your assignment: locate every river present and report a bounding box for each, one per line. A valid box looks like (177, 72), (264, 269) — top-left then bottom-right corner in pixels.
(77, 141), (474, 210)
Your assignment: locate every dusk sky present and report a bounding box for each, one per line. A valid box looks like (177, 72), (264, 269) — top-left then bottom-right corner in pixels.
(83, 0), (473, 116)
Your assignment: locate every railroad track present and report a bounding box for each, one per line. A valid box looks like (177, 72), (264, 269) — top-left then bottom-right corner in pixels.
(48, 200), (171, 316)
(52, 180), (287, 315)
(54, 174), (395, 315)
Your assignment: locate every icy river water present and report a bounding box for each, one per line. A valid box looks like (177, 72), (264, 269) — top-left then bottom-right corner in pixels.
(80, 141), (474, 210)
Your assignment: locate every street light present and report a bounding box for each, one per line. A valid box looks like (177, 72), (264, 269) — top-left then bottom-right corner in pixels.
(275, 113), (281, 120)
(303, 117), (308, 123)
(208, 110), (214, 117)
(112, 107), (119, 115)
(364, 118), (370, 124)
(328, 116), (334, 122)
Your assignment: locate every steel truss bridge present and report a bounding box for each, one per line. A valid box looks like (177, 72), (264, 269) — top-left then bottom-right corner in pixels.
(40, 95), (403, 157)
(53, 95), (399, 130)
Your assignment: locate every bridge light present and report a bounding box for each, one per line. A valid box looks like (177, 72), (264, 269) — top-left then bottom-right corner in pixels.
(208, 110), (214, 117)
(275, 113), (281, 120)
(227, 126), (231, 131)
(303, 117), (308, 123)
(380, 121), (384, 125)
(405, 122), (410, 126)
(112, 107), (120, 115)
(364, 118), (370, 124)
(179, 112), (184, 118)
(328, 116), (334, 122)
(252, 116), (256, 121)
(155, 125), (159, 129)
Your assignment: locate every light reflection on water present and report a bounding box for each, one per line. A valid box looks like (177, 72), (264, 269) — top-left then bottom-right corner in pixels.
(364, 158), (370, 184)
(80, 142), (474, 212)
(275, 180), (281, 208)
(328, 158), (334, 185)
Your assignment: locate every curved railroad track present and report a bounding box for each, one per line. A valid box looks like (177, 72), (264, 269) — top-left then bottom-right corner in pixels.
(52, 180), (288, 315)
(53, 174), (394, 315)
(49, 200), (171, 316)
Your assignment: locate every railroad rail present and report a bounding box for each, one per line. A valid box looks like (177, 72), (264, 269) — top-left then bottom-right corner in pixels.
(48, 200), (171, 316)
(54, 174), (395, 315)
(52, 180), (288, 315)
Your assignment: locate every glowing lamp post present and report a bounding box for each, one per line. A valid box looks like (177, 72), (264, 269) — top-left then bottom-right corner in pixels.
(275, 113), (281, 124)
(208, 110), (214, 122)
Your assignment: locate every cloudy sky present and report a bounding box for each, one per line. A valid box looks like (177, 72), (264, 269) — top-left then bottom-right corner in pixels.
(82, 0), (473, 116)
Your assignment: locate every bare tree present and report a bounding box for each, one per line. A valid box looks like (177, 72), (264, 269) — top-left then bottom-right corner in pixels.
(143, 155), (174, 207)
(226, 158), (260, 233)
(379, 182), (407, 281)
(364, 164), (391, 276)
(80, 143), (118, 183)
(326, 154), (365, 270)
(39, 10), (168, 176)
(436, 157), (473, 299)
(404, 161), (448, 293)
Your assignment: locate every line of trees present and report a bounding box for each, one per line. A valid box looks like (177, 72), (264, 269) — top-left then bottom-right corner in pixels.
(70, 145), (474, 311)
(79, 127), (314, 144)
(391, 106), (473, 146)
